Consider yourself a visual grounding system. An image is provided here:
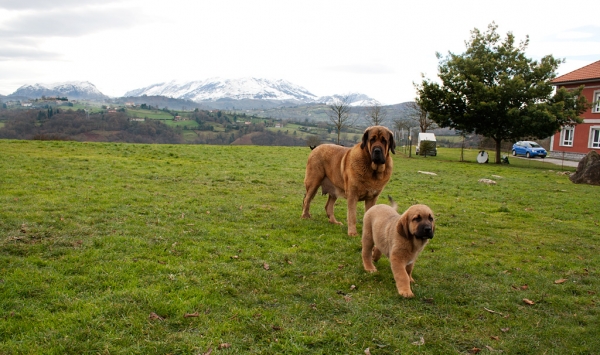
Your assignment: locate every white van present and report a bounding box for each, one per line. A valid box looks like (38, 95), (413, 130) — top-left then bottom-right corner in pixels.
(415, 132), (437, 156)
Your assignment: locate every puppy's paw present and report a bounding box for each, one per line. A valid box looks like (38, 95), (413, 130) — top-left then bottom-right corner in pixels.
(364, 267), (377, 273)
(398, 290), (415, 298)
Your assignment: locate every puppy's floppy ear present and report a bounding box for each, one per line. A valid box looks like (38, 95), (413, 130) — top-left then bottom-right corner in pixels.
(389, 132), (396, 154)
(397, 211), (411, 239)
(361, 129), (370, 150)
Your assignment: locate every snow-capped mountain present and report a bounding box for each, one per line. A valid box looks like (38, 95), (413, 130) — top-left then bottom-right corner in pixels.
(125, 77), (319, 103)
(10, 81), (108, 100)
(318, 93), (380, 107)
(124, 78), (377, 106)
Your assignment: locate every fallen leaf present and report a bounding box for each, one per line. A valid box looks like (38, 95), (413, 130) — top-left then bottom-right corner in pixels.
(554, 278), (567, 284)
(350, 285), (356, 291)
(485, 345), (499, 352)
(469, 347), (481, 354)
(218, 343), (231, 349)
(202, 347), (213, 355)
(364, 348), (372, 355)
(523, 298), (535, 305)
(230, 255), (239, 259)
(490, 336), (499, 340)
(148, 312), (164, 321)
(271, 325), (282, 331)
(500, 328), (510, 333)
(183, 312), (199, 318)
(343, 295), (352, 302)
(520, 285), (528, 290)
(423, 298), (434, 304)
(411, 336), (425, 346)
(263, 263), (270, 270)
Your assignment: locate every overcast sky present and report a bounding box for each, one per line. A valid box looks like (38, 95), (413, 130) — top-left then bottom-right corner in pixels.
(0, 0), (598, 104)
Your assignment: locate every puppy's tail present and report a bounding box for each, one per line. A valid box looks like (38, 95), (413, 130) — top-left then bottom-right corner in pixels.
(387, 195), (398, 210)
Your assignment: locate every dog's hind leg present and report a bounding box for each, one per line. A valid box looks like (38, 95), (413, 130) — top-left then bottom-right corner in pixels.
(302, 181), (320, 219)
(372, 247), (382, 262)
(361, 219), (377, 272)
(406, 262), (415, 283)
(325, 194), (342, 225)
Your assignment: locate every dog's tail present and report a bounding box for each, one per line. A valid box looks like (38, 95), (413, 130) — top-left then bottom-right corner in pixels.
(387, 195), (398, 210)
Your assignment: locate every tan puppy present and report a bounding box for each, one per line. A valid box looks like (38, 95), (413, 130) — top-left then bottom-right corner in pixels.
(362, 198), (435, 298)
(301, 126), (395, 236)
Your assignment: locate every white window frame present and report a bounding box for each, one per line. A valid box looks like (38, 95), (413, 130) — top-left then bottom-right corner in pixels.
(560, 126), (574, 147)
(594, 91), (600, 113)
(589, 126), (600, 149)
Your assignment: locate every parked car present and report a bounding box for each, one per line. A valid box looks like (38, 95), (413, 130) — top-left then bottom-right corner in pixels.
(512, 141), (547, 158)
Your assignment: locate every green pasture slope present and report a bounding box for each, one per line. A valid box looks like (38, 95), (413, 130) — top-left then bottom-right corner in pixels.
(0, 140), (598, 354)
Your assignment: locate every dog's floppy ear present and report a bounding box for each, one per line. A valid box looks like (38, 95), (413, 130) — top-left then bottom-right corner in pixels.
(389, 131), (396, 154)
(397, 210), (412, 239)
(361, 129), (370, 150)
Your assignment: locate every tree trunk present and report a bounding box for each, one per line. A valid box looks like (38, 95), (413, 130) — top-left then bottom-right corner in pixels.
(494, 139), (502, 164)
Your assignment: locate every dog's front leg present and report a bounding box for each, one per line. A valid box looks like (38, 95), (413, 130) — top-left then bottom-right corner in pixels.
(346, 194), (359, 236)
(390, 254), (414, 298)
(364, 197), (377, 212)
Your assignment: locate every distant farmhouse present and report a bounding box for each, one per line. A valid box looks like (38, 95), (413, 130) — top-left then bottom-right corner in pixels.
(550, 60), (600, 160)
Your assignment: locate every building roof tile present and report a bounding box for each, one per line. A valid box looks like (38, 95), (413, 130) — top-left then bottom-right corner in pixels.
(552, 60), (600, 84)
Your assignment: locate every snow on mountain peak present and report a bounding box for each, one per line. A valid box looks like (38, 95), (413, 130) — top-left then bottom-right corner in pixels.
(12, 81), (107, 99)
(124, 77), (321, 103)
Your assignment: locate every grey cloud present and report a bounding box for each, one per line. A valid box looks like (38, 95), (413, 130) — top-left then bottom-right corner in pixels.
(0, 0), (121, 10)
(0, 7), (139, 38)
(0, 45), (62, 60)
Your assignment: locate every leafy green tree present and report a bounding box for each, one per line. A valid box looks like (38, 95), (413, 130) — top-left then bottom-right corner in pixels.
(416, 23), (589, 163)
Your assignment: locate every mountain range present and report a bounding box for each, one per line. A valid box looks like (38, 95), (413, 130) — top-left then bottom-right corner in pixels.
(7, 78), (382, 109)
(9, 81), (109, 101)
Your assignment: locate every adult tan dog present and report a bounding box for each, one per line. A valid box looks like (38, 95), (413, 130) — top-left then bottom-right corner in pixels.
(361, 198), (435, 298)
(301, 126), (395, 236)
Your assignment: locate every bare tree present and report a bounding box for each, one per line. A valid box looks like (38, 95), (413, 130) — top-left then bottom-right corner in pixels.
(393, 116), (418, 157)
(406, 101), (436, 133)
(327, 94), (354, 145)
(365, 101), (387, 126)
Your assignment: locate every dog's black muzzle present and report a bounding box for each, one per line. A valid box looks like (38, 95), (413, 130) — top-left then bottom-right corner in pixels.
(371, 147), (386, 165)
(416, 225), (434, 240)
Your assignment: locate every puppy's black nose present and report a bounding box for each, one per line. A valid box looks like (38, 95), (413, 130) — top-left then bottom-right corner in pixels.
(424, 225), (433, 239)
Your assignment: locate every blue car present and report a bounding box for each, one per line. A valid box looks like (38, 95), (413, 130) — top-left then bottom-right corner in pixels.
(512, 141), (547, 158)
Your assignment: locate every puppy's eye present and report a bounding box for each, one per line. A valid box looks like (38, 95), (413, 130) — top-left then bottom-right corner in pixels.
(428, 216), (434, 222)
(381, 138), (386, 145)
(414, 216), (422, 222)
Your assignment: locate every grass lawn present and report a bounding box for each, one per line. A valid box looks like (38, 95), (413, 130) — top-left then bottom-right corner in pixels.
(0, 140), (598, 354)
(126, 108), (178, 120)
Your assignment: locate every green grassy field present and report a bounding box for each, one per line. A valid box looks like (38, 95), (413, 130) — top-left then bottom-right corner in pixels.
(125, 108), (181, 120)
(0, 140), (598, 354)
